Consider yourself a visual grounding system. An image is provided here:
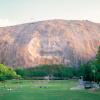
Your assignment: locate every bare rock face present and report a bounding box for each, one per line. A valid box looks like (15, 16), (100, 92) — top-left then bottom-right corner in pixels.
(0, 20), (100, 68)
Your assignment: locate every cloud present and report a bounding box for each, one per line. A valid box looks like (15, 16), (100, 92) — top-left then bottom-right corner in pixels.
(0, 19), (16, 27)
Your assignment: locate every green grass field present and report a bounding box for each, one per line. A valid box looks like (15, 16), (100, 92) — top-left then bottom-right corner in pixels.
(0, 80), (100, 100)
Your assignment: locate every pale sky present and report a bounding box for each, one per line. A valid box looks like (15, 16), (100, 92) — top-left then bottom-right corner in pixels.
(0, 0), (100, 26)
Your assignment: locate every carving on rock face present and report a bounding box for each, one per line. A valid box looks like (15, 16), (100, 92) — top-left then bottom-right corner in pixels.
(0, 20), (100, 67)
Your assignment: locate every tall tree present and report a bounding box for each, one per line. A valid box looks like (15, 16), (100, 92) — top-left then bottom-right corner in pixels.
(95, 46), (100, 81)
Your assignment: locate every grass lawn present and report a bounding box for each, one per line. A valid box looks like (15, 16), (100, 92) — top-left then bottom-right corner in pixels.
(0, 80), (100, 100)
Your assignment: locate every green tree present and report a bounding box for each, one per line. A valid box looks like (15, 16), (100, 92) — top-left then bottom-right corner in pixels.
(15, 67), (25, 77)
(82, 63), (92, 81)
(0, 64), (19, 81)
(95, 46), (100, 81)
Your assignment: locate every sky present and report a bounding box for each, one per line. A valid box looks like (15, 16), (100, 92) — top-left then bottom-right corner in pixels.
(0, 0), (100, 26)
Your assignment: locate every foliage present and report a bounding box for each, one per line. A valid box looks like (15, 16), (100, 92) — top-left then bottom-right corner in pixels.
(79, 46), (100, 82)
(15, 65), (75, 79)
(95, 46), (100, 81)
(0, 64), (20, 81)
(52, 65), (74, 79)
(79, 63), (93, 81)
(15, 67), (25, 77)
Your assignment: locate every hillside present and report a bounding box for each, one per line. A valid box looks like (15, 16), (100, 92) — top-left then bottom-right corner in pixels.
(0, 20), (100, 68)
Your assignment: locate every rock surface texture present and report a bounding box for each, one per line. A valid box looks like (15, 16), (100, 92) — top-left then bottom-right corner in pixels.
(0, 20), (100, 68)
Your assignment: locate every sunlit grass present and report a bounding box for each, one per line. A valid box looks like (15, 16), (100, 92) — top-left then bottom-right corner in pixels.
(0, 80), (100, 100)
